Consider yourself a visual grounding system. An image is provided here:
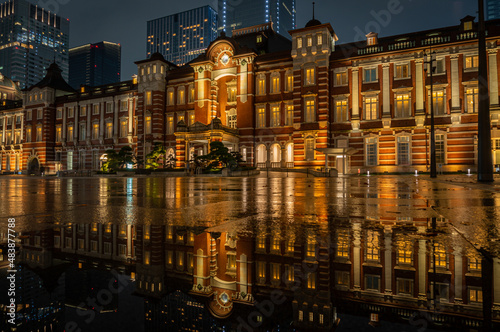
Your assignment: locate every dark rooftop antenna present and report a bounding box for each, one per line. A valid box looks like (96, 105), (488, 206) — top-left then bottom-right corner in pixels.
(312, 2), (315, 20)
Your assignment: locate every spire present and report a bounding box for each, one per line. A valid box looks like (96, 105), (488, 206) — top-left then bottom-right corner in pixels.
(313, 2), (315, 20)
(305, 2), (322, 28)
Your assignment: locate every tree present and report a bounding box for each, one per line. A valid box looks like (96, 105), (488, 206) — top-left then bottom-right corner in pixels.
(145, 143), (167, 170)
(102, 146), (135, 171)
(195, 141), (242, 170)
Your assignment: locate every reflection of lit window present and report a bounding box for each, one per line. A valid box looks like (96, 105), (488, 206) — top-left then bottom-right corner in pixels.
(337, 230), (349, 258)
(105, 223), (112, 233)
(335, 271), (350, 286)
(306, 236), (315, 257)
(177, 252), (184, 268)
(286, 239), (294, 253)
(91, 222), (98, 232)
(166, 226), (173, 240)
(257, 235), (266, 250)
(468, 255), (482, 271)
(433, 242), (448, 268)
(307, 273), (316, 289)
(271, 237), (280, 251)
(397, 278), (413, 296)
(144, 226), (150, 240)
(397, 240), (413, 265)
(166, 251), (173, 265)
(119, 224), (127, 236)
(257, 261), (266, 279)
(469, 287), (483, 304)
(366, 231), (379, 261)
(224, 253), (235, 270)
(285, 265), (294, 282)
(144, 250), (150, 265)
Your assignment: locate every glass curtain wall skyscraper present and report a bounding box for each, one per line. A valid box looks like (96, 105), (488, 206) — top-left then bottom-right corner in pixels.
(487, 0), (500, 20)
(146, 6), (218, 66)
(0, 0), (69, 89)
(219, 0), (296, 38)
(69, 41), (121, 89)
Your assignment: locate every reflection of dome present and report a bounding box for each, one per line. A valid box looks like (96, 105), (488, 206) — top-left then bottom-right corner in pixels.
(305, 18), (322, 28)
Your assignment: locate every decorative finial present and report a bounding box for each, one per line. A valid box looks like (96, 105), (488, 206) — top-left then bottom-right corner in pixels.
(313, 2), (315, 20)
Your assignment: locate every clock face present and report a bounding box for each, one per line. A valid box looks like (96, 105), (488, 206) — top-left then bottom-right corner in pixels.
(221, 54), (230, 65)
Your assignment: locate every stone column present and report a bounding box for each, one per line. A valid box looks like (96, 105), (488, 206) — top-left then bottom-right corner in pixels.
(384, 227), (393, 294)
(454, 247), (463, 304)
(86, 105), (91, 141)
(352, 68), (360, 119)
(62, 107), (67, 141)
(418, 239), (427, 301)
(382, 63), (391, 117)
(113, 97), (119, 144)
(353, 223), (361, 291)
(489, 49), (499, 106)
(415, 59), (425, 113)
(450, 54), (460, 111)
(1, 116), (5, 143)
(99, 103), (104, 138)
(20, 114), (23, 142)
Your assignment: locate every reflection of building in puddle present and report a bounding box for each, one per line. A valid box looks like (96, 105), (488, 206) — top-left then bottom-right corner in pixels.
(16, 217), (500, 330)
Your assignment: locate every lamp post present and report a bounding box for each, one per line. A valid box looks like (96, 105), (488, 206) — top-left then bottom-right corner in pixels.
(477, 0), (494, 182)
(424, 50), (437, 178)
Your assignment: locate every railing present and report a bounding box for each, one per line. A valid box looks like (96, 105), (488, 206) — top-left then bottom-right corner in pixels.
(58, 170), (93, 177)
(270, 162), (281, 168)
(286, 162), (294, 168)
(256, 162), (266, 169)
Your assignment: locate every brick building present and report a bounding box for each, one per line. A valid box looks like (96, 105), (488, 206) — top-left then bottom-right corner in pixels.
(2, 17), (500, 174)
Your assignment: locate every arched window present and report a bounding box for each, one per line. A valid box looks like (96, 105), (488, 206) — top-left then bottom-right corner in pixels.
(256, 144), (267, 164)
(270, 143), (281, 163)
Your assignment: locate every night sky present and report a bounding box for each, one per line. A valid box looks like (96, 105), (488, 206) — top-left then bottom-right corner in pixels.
(52, 0), (478, 80)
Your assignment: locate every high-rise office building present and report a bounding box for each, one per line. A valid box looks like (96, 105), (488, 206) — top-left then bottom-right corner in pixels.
(487, 0), (500, 20)
(69, 41), (121, 89)
(0, 0), (69, 89)
(146, 6), (218, 66)
(219, 0), (296, 37)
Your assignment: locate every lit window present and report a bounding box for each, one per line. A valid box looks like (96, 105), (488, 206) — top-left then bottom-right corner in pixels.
(335, 72), (347, 86)
(286, 105), (294, 126)
(55, 126), (62, 142)
(433, 242), (448, 268)
(307, 36), (312, 47)
(465, 55), (479, 69)
(305, 98), (315, 122)
(93, 104), (99, 115)
(297, 37), (302, 48)
(106, 122), (113, 138)
(364, 97), (378, 120)
(285, 72), (293, 92)
(305, 136), (315, 161)
(146, 91), (153, 105)
(271, 106), (280, 127)
(167, 116), (174, 134)
(178, 88), (185, 104)
(145, 115), (152, 134)
(257, 107), (266, 128)
(397, 278), (413, 296)
(335, 99), (348, 122)
(395, 93), (411, 118)
(36, 126), (42, 141)
(466, 88), (478, 113)
(257, 236), (266, 251)
(26, 127), (32, 142)
(306, 236), (315, 257)
(305, 67), (315, 85)
(92, 123), (99, 139)
(271, 75), (280, 94)
(395, 64), (410, 79)
(257, 77), (266, 95)
(120, 120), (128, 137)
(317, 33), (323, 45)
(432, 90), (446, 115)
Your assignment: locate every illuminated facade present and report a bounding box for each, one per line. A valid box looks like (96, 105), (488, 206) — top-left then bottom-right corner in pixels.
(146, 5), (218, 66)
(0, 0), (70, 89)
(69, 41), (122, 89)
(4, 17), (500, 174)
(218, 0), (296, 38)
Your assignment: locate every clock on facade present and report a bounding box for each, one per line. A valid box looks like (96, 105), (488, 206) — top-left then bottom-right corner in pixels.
(220, 54), (230, 65)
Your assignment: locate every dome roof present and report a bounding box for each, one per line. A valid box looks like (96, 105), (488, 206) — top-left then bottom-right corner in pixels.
(149, 52), (166, 61)
(0, 73), (19, 90)
(305, 18), (322, 28)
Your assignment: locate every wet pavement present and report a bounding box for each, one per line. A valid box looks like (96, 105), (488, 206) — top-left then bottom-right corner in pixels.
(0, 173), (499, 331)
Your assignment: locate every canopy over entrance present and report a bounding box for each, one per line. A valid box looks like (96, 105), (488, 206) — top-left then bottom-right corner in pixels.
(315, 147), (358, 174)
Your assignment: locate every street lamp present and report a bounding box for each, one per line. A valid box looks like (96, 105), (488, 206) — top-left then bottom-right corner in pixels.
(424, 50), (437, 178)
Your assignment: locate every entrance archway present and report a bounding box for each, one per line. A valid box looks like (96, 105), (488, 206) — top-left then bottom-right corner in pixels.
(28, 157), (40, 175)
